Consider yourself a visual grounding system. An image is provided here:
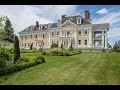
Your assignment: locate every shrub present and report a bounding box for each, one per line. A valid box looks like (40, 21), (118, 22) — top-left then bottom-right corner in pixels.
(31, 48), (37, 53)
(41, 51), (46, 55)
(14, 35), (20, 64)
(38, 48), (43, 52)
(0, 61), (40, 76)
(50, 48), (62, 56)
(58, 51), (64, 56)
(63, 50), (70, 56)
(51, 43), (58, 49)
(34, 55), (45, 64)
(0, 48), (11, 68)
(68, 42), (74, 52)
(45, 51), (50, 55)
(61, 44), (63, 51)
(74, 50), (81, 54)
(20, 57), (29, 62)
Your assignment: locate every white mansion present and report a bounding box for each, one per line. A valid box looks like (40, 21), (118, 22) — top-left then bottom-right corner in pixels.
(19, 10), (109, 50)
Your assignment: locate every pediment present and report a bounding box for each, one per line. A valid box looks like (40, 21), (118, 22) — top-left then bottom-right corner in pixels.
(60, 20), (77, 27)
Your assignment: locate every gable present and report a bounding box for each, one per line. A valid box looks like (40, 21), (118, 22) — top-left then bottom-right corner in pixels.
(60, 20), (77, 27)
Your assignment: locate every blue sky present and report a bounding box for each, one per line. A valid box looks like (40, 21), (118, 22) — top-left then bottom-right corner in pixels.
(0, 5), (120, 46)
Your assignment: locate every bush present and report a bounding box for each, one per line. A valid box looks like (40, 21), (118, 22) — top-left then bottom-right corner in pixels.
(68, 42), (74, 52)
(50, 48), (62, 56)
(20, 57), (29, 62)
(0, 48), (11, 68)
(61, 44), (63, 51)
(34, 55), (45, 64)
(41, 51), (46, 55)
(63, 50), (70, 56)
(74, 50), (81, 55)
(0, 62), (38, 76)
(45, 51), (50, 55)
(38, 48), (43, 52)
(51, 43), (58, 49)
(0, 56), (45, 76)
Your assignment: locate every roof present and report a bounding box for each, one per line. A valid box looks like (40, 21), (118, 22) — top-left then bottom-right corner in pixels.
(19, 15), (91, 34)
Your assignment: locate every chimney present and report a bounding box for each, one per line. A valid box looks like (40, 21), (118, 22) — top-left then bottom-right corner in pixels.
(85, 10), (90, 19)
(36, 21), (39, 27)
(61, 15), (66, 19)
(57, 19), (61, 26)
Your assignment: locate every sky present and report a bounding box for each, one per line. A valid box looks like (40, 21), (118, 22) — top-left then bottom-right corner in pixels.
(0, 5), (120, 46)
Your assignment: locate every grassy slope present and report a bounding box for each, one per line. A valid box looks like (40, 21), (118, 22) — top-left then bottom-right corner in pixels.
(0, 52), (120, 85)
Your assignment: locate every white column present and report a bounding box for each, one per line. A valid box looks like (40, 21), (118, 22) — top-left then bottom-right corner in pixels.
(102, 31), (104, 48)
(49, 31), (51, 48)
(105, 31), (107, 49)
(74, 29), (77, 48)
(89, 28), (92, 48)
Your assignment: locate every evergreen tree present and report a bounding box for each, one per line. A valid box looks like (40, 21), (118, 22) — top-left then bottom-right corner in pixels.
(14, 35), (20, 64)
(4, 18), (14, 43)
(0, 16), (5, 41)
(30, 43), (33, 50)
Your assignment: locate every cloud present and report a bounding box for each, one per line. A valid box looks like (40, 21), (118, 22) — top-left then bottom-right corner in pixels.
(96, 8), (108, 15)
(0, 5), (78, 35)
(93, 9), (120, 46)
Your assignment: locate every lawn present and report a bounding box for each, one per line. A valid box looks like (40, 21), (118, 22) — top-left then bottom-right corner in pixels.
(0, 52), (120, 85)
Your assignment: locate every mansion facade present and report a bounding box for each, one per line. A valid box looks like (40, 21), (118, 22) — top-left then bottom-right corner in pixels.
(19, 10), (109, 50)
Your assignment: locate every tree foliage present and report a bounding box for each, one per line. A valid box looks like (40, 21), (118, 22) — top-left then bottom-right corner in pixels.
(4, 17), (14, 43)
(14, 35), (20, 64)
(51, 43), (58, 49)
(0, 16), (5, 41)
(113, 40), (120, 52)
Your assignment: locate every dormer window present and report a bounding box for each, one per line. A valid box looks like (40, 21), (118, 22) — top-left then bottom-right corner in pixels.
(77, 17), (81, 24)
(69, 18), (73, 21)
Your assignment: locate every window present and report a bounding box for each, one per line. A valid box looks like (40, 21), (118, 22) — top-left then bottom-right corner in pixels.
(104, 31), (105, 34)
(28, 43), (30, 46)
(52, 32), (54, 36)
(31, 35), (32, 39)
(64, 42), (65, 45)
(85, 40), (87, 45)
(57, 31), (59, 36)
(36, 43), (37, 46)
(69, 18), (73, 21)
(35, 35), (37, 38)
(25, 35), (27, 40)
(78, 40), (81, 44)
(77, 18), (81, 24)
(85, 30), (87, 34)
(67, 31), (70, 36)
(25, 43), (26, 47)
(78, 30), (81, 34)
(43, 34), (44, 38)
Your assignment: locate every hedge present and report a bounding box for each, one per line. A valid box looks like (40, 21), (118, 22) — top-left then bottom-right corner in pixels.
(0, 59), (45, 76)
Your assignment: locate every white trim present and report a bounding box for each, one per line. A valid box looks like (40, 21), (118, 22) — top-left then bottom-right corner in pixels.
(60, 20), (77, 27)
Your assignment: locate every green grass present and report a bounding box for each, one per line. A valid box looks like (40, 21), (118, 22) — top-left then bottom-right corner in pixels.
(0, 52), (120, 85)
